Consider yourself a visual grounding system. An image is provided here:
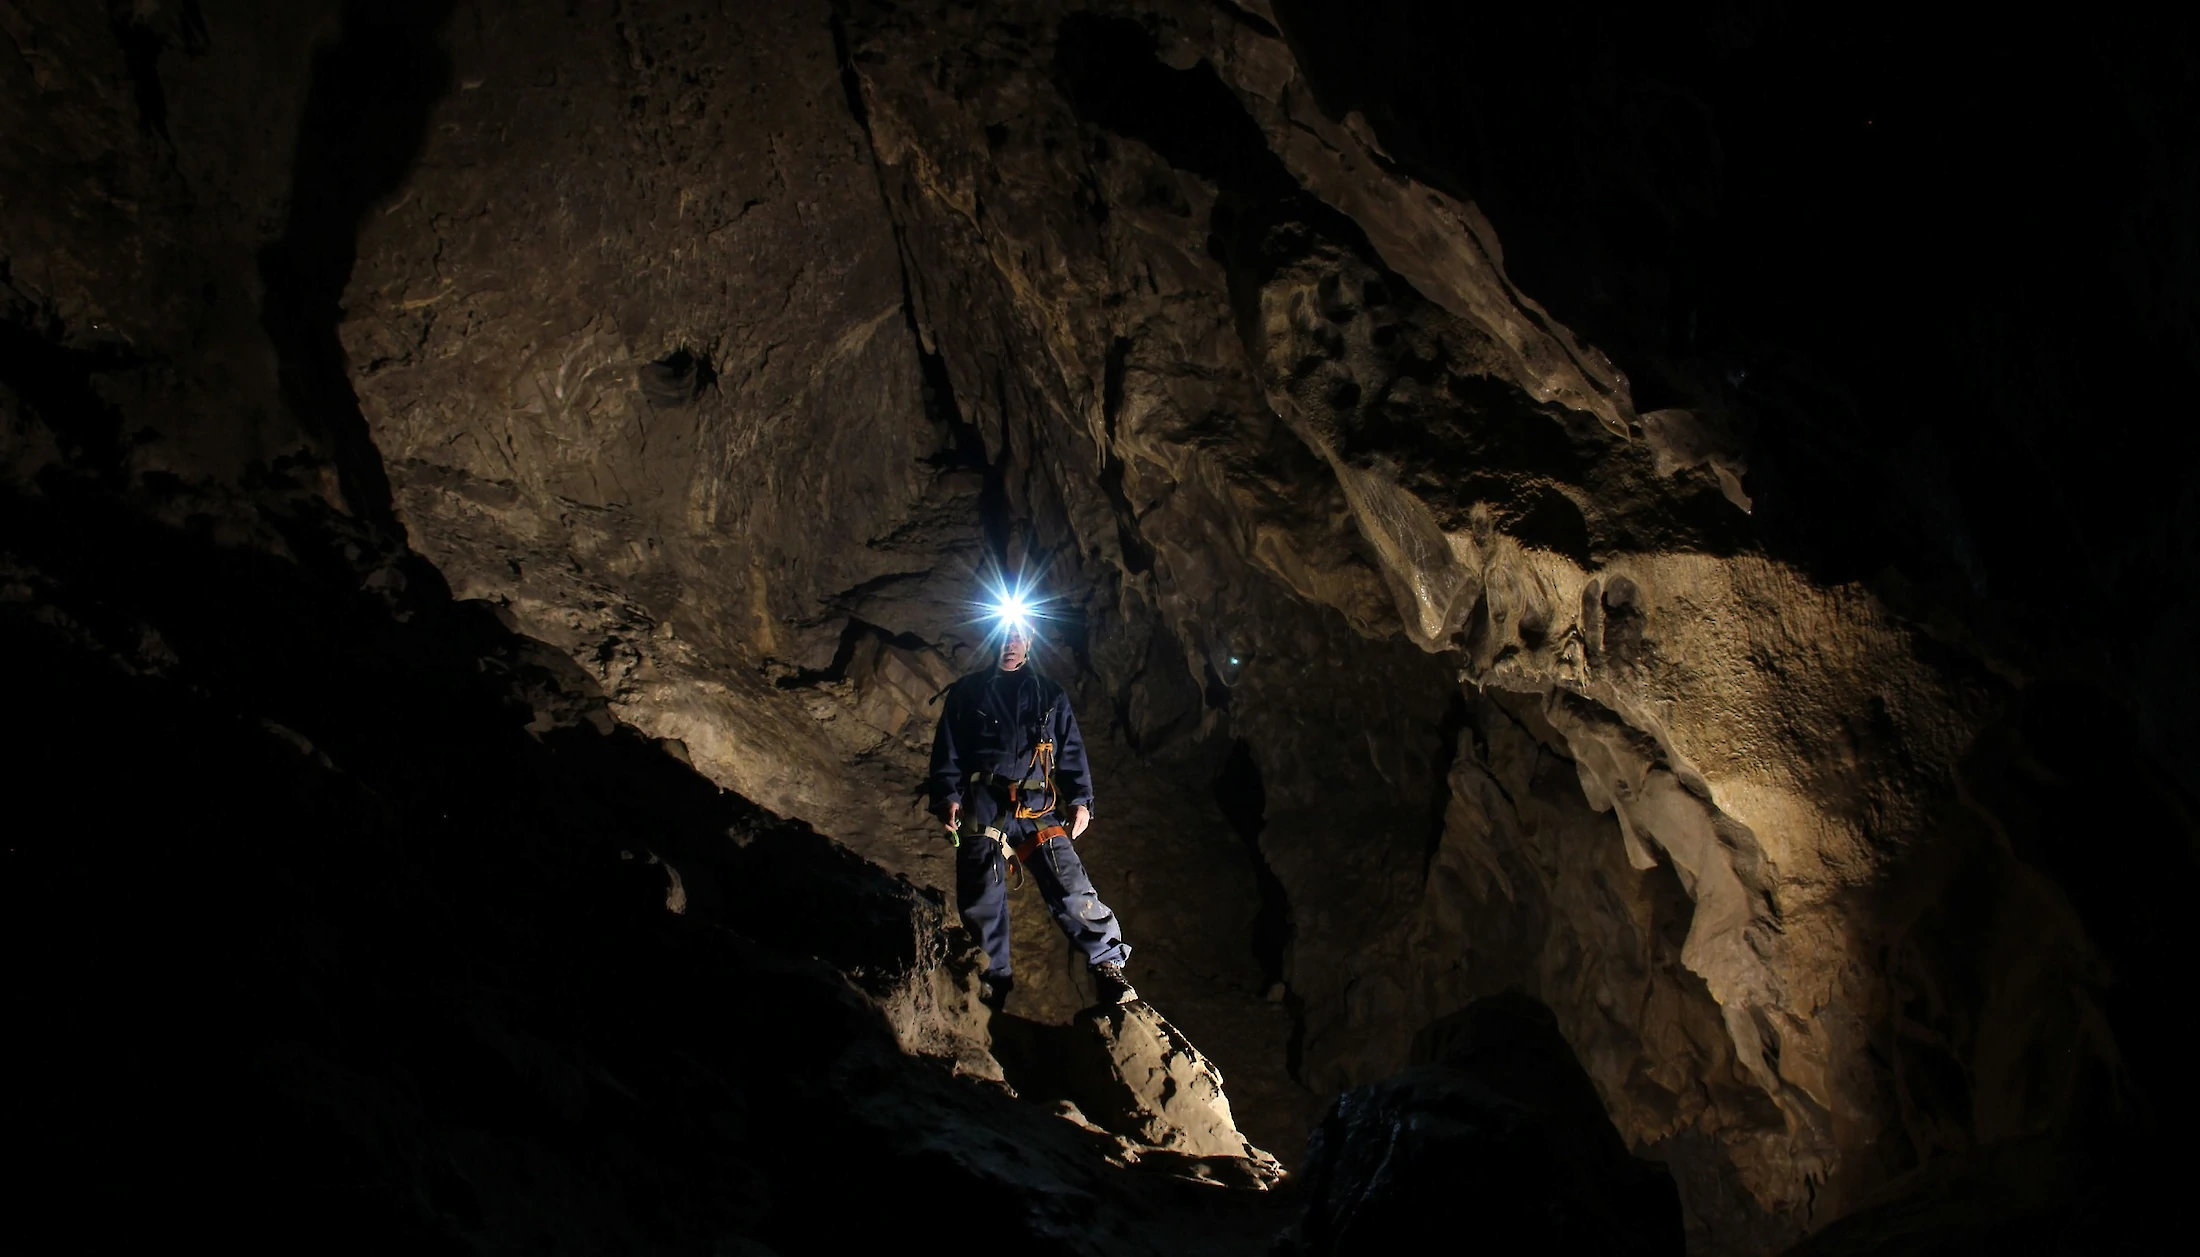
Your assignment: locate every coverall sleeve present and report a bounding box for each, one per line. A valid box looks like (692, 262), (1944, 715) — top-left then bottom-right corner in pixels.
(1053, 696), (1095, 815)
(927, 693), (965, 813)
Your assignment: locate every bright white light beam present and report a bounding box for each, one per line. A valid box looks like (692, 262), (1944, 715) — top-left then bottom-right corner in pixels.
(993, 591), (1033, 633)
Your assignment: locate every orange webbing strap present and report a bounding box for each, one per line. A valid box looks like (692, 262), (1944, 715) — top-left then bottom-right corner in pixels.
(1014, 824), (1070, 862)
(1012, 739), (1059, 821)
(1001, 822), (1072, 889)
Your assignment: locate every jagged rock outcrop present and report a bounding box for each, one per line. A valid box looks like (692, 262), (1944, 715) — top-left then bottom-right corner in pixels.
(994, 998), (1282, 1183)
(1084, 1000), (1264, 1161)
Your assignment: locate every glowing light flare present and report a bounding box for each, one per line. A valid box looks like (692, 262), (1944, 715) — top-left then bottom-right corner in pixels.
(975, 571), (1052, 646)
(994, 592), (1033, 634)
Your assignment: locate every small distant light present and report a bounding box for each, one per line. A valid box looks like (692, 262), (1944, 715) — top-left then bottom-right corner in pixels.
(1229, 656), (1240, 665)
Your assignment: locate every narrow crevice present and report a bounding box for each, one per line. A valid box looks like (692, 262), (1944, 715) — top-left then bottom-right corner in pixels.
(917, 345), (986, 469)
(1214, 738), (1292, 991)
(1423, 689), (1471, 864)
(107, 3), (170, 140)
(106, 0), (208, 141)
(1096, 335), (1155, 574)
(772, 618), (926, 690)
(835, 6), (1014, 583)
(827, 10), (870, 134)
(256, 0), (458, 538)
(1101, 335), (1129, 438)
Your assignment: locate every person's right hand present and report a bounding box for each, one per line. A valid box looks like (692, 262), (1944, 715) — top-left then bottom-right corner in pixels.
(943, 800), (961, 838)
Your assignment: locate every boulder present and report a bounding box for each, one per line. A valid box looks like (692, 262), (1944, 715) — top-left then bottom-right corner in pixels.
(990, 999), (1285, 1188)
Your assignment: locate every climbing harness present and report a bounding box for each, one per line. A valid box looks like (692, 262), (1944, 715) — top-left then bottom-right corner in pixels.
(1013, 737), (1059, 821)
(990, 820), (1071, 890)
(942, 676), (1077, 888)
(972, 732), (1074, 889)
(996, 703), (1072, 887)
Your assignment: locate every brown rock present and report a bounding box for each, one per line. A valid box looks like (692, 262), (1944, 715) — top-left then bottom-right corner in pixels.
(7, 1), (2193, 1252)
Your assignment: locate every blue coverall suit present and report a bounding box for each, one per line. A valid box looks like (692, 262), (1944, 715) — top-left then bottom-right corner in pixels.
(927, 666), (1130, 979)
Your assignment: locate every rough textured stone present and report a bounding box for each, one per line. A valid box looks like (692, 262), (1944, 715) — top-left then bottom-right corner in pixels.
(1, 3), (1292, 1249)
(994, 997), (1281, 1176)
(7, 1), (2197, 1254)
(1084, 1000), (1263, 1160)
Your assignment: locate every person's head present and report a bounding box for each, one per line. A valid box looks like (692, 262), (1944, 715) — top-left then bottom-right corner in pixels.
(999, 626), (1032, 671)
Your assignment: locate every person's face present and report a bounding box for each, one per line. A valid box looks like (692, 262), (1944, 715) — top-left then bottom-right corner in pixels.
(1000, 629), (1031, 670)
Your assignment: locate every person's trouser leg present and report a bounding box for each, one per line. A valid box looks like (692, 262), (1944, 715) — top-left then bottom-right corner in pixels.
(955, 792), (1014, 977)
(956, 841), (1013, 976)
(1029, 834), (1131, 969)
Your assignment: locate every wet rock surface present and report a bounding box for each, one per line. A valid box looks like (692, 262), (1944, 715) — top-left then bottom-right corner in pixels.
(6, 0), (2198, 1253)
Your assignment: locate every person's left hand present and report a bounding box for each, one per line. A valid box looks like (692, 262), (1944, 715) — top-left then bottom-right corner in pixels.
(1071, 804), (1091, 839)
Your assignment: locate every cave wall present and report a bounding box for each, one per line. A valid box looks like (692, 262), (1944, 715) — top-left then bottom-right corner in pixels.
(326, 0), (1314, 1153)
(1, 5), (1307, 1247)
(833, 6), (2072, 1246)
(326, 0), (2192, 1244)
(847, 4), (2194, 1246)
(339, 0), (956, 845)
(8, 1), (2194, 1253)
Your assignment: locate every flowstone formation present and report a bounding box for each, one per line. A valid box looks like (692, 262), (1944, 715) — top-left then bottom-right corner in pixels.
(6, 0), (2193, 1254)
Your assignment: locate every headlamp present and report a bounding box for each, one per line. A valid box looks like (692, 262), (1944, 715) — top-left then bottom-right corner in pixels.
(980, 572), (1046, 643)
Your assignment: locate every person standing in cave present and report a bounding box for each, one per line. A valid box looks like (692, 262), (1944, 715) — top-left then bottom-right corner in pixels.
(928, 620), (1135, 1010)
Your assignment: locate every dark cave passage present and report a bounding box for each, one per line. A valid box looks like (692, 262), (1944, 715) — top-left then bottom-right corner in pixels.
(5, 2), (2194, 1255)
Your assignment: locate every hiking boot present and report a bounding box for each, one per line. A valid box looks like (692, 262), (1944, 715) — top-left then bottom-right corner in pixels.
(977, 972), (1014, 1011)
(1091, 962), (1137, 1005)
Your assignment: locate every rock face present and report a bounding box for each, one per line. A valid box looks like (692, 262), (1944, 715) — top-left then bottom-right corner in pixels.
(993, 998), (1281, 1179)
(1084, 1000), (1260, 1160)
(6, 0), (2196, 1253)
(1, 2), (1291, 1250)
